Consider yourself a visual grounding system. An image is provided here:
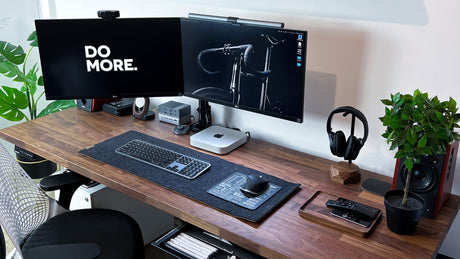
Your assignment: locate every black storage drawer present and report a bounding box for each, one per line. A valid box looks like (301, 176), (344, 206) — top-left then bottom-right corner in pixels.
(152, 222), (264, 259)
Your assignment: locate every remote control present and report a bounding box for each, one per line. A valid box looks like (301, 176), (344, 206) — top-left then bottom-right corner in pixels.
(326, 198), (380, 220)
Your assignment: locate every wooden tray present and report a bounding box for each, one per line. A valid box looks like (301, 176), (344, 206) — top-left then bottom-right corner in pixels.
(298, 191), (382, 237)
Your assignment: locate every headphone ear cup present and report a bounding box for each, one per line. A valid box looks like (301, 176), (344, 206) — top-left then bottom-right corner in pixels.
(344, 136), (363, 161)
(330, 130), (346, 157)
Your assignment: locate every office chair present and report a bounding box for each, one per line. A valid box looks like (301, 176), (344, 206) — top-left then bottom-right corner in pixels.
(0, 143), (145, 259)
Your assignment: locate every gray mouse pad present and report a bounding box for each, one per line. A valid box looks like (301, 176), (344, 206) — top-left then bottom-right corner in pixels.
(207, 172), (282, 210)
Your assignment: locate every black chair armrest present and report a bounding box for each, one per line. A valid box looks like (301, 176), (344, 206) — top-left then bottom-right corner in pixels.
(40, 170), (92, 209)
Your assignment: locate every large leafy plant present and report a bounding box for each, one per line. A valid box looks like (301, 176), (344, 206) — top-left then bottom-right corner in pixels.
(0, 32), (75, 121)
(380, 89), (460, 207)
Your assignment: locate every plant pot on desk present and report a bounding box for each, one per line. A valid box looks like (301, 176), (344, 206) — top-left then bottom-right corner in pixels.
(384, 190), (425, 235)
(14, 145), (57, 179)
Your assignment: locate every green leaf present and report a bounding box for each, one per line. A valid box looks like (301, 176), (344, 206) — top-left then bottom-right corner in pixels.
(395, 150), (405, 159)
(0, 86), (29, 121)
(0, 61), (21, 78)
(38, 76), (44, 86)
(406, 127), (417, 145)
(381, 99), (393, 106)
(37, 100), (76, 118)
(21, 63), (38, 95)
(27, 31), (38, 47)
(0, 61), (32, 85)
(401, 113), (409, 120)
(393, 93), (401, 103)
(448, 97), (457, 112)
(418, 135), (427, 147)
(0, 41), (26, 65)
(386, 130), (395, 144)
(454, 113), (460, 122)
(389, 120), (405, 129)
(435, 111), (443, 122)
(405, 158), (414, 172)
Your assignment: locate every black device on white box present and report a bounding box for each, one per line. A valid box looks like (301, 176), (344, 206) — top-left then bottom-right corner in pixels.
(102, 98), (134, 116)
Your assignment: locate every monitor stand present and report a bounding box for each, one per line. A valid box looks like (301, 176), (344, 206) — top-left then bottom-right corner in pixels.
(190, 100), (212, 132)
(190, 125), (247, 154)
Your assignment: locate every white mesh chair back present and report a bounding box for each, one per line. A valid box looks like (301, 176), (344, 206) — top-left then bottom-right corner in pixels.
(0, 144), (49, 255)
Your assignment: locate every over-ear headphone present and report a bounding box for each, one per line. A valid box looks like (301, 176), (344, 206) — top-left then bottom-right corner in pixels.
(326, 106), (369, 162)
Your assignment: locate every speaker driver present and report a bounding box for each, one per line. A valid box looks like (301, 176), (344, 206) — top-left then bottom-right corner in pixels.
(398, 158), (438, 193)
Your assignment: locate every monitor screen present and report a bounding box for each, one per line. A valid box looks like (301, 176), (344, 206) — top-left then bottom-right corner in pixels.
(35, 18), (183, 99)
(181, 18), (307, 123)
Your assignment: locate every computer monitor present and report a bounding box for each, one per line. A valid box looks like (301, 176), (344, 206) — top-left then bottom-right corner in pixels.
(35, 18), (183, 99)
(36, 16), (307, 127)
(181, 18), (307, 124)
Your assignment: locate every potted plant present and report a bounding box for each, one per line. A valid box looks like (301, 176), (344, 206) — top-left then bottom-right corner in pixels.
(380, 89), (460, 234)
(0, 32), (75, 178)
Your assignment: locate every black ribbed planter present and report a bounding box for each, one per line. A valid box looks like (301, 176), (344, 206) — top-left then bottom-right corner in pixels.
(14, 145), (57, 179)
(384, 190), (425, 235)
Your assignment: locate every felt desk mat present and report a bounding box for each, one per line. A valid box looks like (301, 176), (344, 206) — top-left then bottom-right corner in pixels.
(79, 130), (300, 222)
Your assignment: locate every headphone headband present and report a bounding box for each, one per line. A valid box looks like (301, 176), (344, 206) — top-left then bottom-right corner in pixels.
(326, 106), (369, 142)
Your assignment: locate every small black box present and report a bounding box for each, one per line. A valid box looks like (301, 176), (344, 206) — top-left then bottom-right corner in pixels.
(102, 98), (134, 116)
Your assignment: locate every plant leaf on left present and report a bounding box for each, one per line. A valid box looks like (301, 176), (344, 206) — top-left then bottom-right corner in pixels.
(0, 31), (75, 122)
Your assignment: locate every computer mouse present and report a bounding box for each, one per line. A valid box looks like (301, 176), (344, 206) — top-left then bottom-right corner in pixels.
(174, 125), (190, 135)
(240, 174), (269, 198)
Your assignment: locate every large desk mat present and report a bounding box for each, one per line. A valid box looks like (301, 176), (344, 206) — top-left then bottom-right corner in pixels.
(79, 130), (300, 222)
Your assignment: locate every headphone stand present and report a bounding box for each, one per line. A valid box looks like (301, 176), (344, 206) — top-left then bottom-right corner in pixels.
(329, 161), (360, 184)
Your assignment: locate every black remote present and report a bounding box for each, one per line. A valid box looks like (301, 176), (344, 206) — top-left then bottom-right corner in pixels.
(326, 198), (380, 220)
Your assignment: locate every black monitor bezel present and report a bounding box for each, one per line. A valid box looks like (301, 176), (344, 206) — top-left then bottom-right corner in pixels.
(35, 17), (307, 123)
(35, 17), (184, 100)
(181, 18), (307, 123)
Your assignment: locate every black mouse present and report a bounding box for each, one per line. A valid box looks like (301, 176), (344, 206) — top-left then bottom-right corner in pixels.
(240, 174), (269, 198)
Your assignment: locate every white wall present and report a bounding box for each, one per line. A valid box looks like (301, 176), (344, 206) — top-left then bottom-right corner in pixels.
(28, 0), (460, 256)
(0, 0), (43, 151)
(46, 0), (460, 193)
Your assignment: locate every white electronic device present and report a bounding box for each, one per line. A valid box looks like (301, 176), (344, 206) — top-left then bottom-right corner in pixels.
(190, 125), (247, 154)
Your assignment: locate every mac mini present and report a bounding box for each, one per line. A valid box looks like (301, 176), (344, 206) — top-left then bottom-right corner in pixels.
(190, 125), (247, 154)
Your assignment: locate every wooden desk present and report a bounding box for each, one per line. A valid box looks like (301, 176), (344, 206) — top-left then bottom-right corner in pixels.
(0, 107), (458, 258)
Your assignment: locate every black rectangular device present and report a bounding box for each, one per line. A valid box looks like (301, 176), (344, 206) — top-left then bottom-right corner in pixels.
(35, 18), (184, 100)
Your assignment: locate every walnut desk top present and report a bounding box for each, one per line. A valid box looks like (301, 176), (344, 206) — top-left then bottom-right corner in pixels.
(0, 107), (458, 258)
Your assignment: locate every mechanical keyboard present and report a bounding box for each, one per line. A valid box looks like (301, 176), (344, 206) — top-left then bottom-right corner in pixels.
(115, 139), (211, 179)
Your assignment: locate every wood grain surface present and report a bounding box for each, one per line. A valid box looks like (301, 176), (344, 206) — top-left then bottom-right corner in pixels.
(0, 107), (458, 259)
